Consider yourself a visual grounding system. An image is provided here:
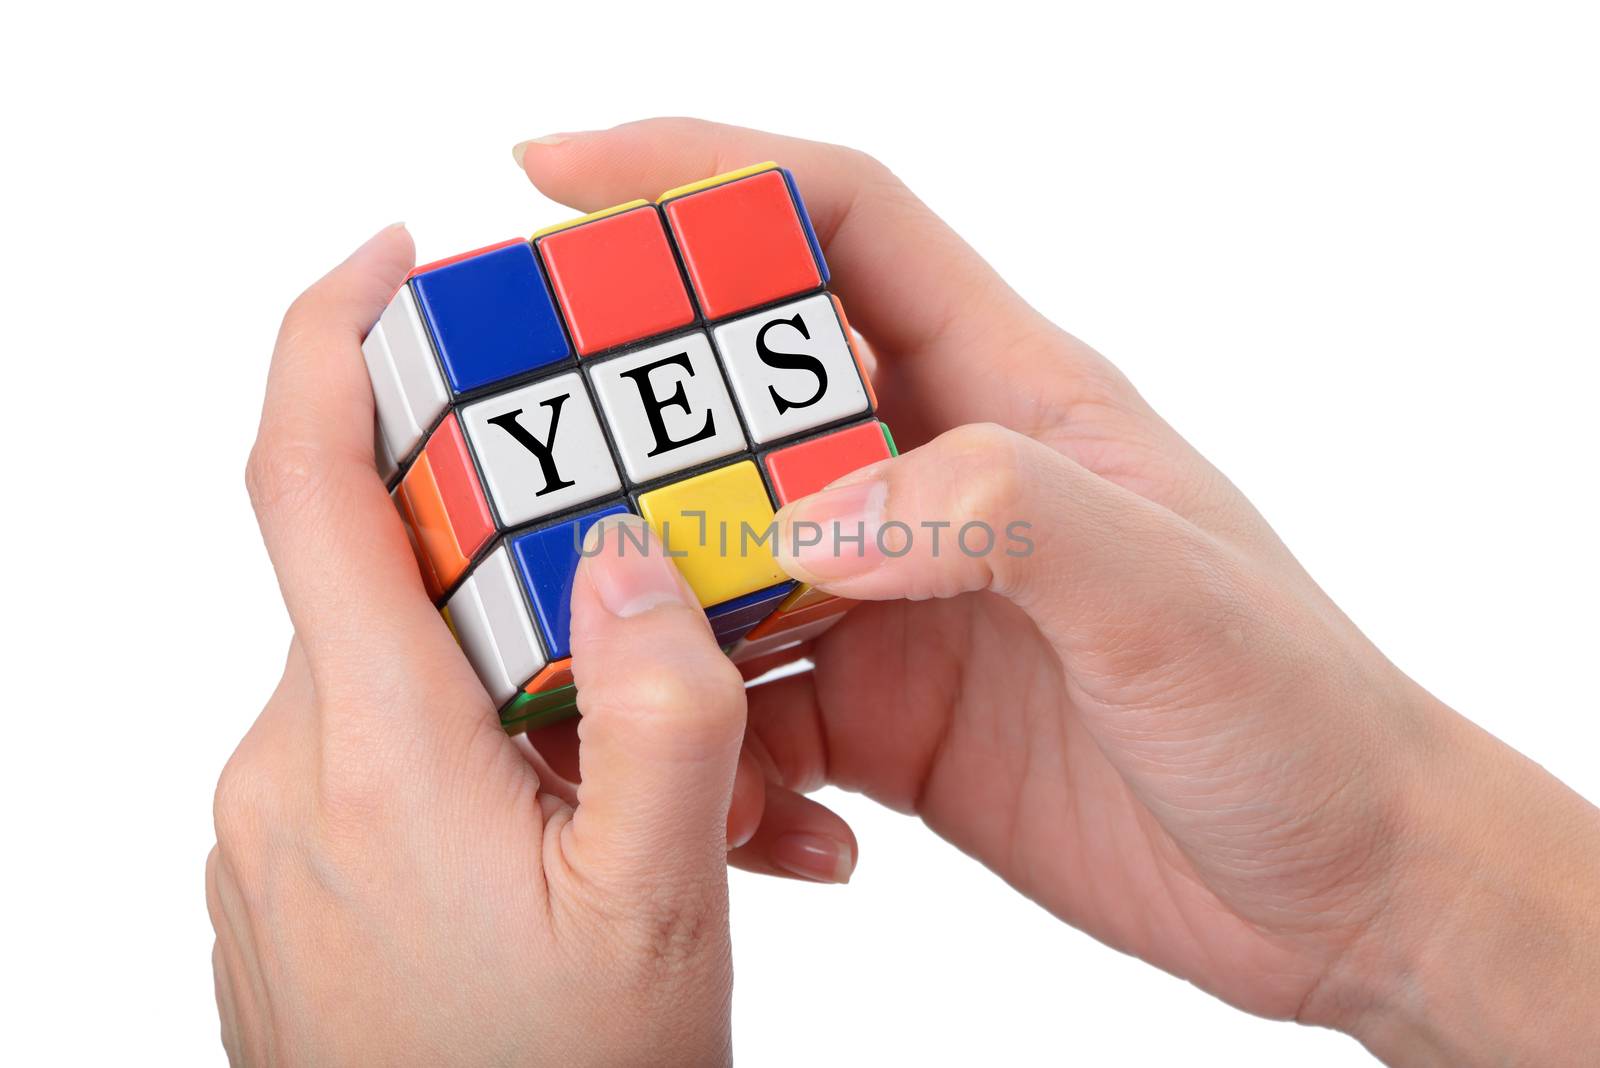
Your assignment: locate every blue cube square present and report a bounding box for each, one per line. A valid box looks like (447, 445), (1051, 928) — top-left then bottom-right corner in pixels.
(411, 241), (570, 395)
(510, 502), (633, 660)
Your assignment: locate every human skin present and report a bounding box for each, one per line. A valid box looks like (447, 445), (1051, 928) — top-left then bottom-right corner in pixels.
(213, 229), (755, 1064)
(515, 120), (1600, 1064)
(212, 118), (1600, 1066)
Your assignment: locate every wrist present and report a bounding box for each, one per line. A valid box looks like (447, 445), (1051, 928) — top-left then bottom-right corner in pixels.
(1302, 687), (1600, 1064)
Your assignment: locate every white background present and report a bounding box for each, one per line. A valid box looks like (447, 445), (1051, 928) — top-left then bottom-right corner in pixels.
(3, 2), (1596, 1064)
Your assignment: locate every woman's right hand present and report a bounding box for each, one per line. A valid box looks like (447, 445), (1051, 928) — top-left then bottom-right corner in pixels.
(518, 118), (1600, 1065)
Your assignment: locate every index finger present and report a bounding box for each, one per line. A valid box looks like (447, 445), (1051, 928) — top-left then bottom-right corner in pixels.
(246, 224), (457, 688)
(513, 118), (1090, 439)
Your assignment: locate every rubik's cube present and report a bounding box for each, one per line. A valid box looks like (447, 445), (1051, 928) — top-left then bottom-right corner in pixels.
(362, 164), (895, 732)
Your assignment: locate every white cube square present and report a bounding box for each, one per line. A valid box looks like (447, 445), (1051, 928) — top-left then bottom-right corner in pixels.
(710, 293), (871, 445)
(587, 331), (747, 484)
(445, 545), (546, 706)
(361, 285), (451, 463)
(459, 372), (621, 526)
(361, 323), (421, 463)
(383, 286), (450, 439)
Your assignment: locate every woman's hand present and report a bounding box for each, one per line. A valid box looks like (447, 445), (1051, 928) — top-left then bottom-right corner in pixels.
(518, 120), (1600, 1064)
(210, 227), (749, 1066)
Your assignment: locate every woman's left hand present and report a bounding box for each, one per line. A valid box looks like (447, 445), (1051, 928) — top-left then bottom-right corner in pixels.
(210, 225), (750, 1066)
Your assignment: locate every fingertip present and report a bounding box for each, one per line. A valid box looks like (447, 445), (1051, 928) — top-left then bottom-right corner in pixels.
(771, 831), (856, 884)
(378, 222), (415, 276)
(325, 222), (415, 322)
(510, 118), (733, 213)
(728, 783), (858, 885)
(573, 514), (698, 627)
(387, 219), (414, 252)
(770, 475), (891, 590)
(512, 130), (601, 206)
(512, 133), (579, 173)
(350, 220), (414, 269)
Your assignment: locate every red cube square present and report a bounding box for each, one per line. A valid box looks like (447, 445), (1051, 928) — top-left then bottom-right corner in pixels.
(537, 207), (695, 356)
(663, 170), (822, 320)
(424, 411), (496, 563)
(763, 420), (893, 505)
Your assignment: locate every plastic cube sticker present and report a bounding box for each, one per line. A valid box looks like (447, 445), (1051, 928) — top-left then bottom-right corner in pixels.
(362, 163), (889, 732)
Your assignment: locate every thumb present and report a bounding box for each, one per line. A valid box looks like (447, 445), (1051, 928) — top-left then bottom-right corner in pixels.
(565, 514), (748, 890)
(770, 422), (1247, 685)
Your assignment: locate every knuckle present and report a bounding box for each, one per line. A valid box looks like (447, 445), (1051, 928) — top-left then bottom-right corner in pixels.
(244, 439), (326, 515)
(212, 752), (275, 849)
(278, 285), (328, 342)
(941, 420), (1018, 460)
(204, 847), (224, 918)
(1063, 352), (1139, 412)
(840, 144), (891, 181)
(842, 148), (917, 217)
(940, 422), (1028, 520)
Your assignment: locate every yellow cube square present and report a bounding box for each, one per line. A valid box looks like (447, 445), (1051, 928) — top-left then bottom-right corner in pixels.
(637, 461), (787, 607)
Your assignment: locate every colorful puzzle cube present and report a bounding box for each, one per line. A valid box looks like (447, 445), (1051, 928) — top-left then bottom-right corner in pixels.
(362, 163), (895, 733)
